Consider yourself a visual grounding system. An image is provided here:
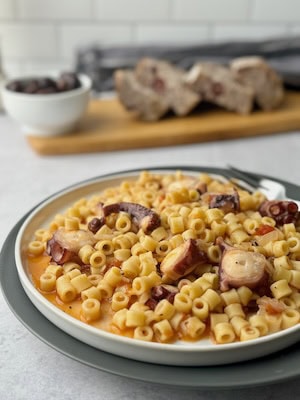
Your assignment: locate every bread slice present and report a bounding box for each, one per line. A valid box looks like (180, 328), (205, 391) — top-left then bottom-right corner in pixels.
(135, 58), (201, 116)
(114, 69), (169, 121)
(185, 62), (254, 114)
(230, 56), (284, 110)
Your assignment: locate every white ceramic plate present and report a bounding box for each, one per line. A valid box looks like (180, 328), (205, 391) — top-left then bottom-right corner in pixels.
(15, 168), (300, 366)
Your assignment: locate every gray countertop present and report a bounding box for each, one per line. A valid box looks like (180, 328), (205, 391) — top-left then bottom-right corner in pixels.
(1, 114), (300, 400)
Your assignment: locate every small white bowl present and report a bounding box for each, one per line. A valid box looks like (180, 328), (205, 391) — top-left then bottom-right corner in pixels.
(1, 73), (92, 136)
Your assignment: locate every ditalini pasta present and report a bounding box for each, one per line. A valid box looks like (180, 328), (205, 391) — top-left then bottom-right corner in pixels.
(26, 171), (300, 344)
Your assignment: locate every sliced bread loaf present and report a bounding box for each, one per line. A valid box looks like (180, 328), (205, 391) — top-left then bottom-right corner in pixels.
(185, 62), (254, 114)
(230, 56), (284, 110)
(114, 69), (169, 121)
(135, 57), (201, 116)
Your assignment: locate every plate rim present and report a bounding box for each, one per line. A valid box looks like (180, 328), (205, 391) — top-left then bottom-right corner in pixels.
(2, 165), (300, 388)
(13, 167), (300, 364)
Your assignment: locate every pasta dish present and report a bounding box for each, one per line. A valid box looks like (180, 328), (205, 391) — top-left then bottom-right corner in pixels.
(26, 171), (300, 345)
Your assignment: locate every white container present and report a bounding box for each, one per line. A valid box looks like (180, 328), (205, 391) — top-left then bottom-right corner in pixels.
(1, 73), (92, 136)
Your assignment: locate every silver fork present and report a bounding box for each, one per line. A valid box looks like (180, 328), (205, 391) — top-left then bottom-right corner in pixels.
(226, 165), (300, 207)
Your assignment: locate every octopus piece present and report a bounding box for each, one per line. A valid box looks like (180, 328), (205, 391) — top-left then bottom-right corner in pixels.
(259, 200), (299, 226)
(160, 239), (207, 283)
(47, 227), (96, 265)
(217, 237), (272, 292)
(145, 284), (179, 310)
(209, 191), (240, 213)
(102, 202), (160, 234)
(46, 237), (75, 265)
(87, 217), (105, 234)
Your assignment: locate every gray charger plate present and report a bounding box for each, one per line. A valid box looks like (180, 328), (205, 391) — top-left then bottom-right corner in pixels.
(1, 166), (300, 389)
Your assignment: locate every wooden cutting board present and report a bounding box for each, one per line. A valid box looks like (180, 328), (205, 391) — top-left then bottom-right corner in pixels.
(27, 91), (300, 155)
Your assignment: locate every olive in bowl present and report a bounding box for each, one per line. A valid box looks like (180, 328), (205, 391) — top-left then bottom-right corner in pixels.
(1, 72), (91, 136)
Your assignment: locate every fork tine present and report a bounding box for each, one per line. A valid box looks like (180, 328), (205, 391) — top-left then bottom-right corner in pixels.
(220, 169), (255, 193)
(226, 165), (266, 189)
(230, 178), (256, 193)
(227, 165), (260, 182)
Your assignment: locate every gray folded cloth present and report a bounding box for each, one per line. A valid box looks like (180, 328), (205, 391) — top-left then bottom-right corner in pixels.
(75, 37), (300, 92)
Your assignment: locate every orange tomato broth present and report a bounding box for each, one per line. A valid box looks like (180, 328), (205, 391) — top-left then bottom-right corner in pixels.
(26, 254), (211, 343)
(27, 254), (134, 338)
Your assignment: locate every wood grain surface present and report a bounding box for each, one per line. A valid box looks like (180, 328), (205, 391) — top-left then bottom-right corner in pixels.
(27, 91), (300, 155)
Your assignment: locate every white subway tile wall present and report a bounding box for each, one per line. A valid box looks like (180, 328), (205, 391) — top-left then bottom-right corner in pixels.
(172, 0), (250, 21)
(0, 0), (15, 19)
(17, 0), (93, 20)
(136, 24), (210, 44)
(213, 24), (289, 41)
(252, 0), (300, 22)
(0, 0), (299, 77)
(59, 24), (133, 60)
(95, 0), (170, 21)
(0, 24), (57, 59)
